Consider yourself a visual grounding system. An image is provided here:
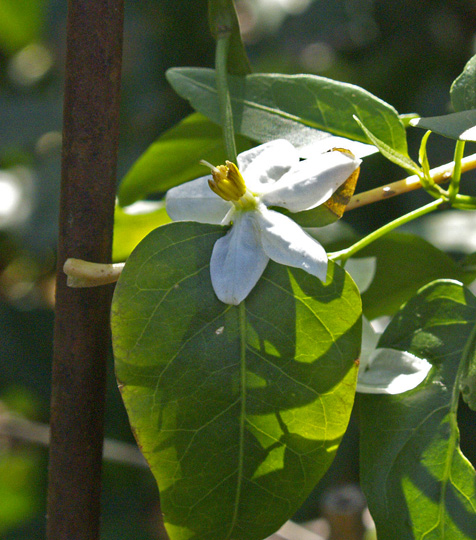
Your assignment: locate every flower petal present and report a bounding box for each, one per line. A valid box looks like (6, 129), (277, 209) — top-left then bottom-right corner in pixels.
(356, 348), (432, 395)
(210, 213), (269, 305)
(261, 150), (361, 212)
(165, 176), (233, 224)
(256, 207), (328, 281)
(237, 140), (299, 192)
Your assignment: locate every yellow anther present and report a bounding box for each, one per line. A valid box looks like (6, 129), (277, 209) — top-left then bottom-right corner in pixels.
(201, 159), (246, 202)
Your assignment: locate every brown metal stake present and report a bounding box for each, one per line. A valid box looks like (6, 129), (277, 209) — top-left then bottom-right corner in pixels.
(47, 1), (124, 539)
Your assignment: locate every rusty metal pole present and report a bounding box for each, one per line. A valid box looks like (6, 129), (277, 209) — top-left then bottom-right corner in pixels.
(47, 1), (124, 539)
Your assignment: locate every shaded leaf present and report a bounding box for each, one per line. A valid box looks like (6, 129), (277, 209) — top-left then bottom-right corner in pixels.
(410, 110), (476, 142)
(166, 68), (404, 157)
(358, 232), (476, 319)
(117, 113), (252, 207)
(344, 257), (377, 294)
(451, 54), (476, 112)
(459, 323), (476, 412)
(359, 279), (476, 540)
(208, 0), (251, 76)
(112, 221), (361, 540)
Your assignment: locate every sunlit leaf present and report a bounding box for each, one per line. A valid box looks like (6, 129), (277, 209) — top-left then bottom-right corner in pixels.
(166, 68), (405, 158)
(112, 221), (361, 540)
(359, 279), (476, 540)
(451, 54), (476, 112)
(112, 202), (170, 262)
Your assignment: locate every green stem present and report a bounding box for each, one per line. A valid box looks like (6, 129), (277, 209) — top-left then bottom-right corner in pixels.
(449, 140), (466, 202)
(329, 199), (444, 263)
(215, 34), (237, 162)
(452, 193), (476, 209)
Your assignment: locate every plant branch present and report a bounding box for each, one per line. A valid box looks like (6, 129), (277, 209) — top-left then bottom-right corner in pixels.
(346, 152), (476, 211)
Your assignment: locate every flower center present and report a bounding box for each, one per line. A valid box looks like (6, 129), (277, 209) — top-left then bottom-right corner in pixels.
(201, 159), (257, 210)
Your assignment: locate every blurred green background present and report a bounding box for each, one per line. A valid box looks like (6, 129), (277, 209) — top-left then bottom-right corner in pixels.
(1, 0), (476, 538)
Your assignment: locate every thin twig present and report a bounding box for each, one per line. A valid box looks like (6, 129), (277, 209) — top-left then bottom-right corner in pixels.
(347, 152), (476, 210)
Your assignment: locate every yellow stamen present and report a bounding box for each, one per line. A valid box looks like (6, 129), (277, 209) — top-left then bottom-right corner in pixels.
(201, 159), (246, 202)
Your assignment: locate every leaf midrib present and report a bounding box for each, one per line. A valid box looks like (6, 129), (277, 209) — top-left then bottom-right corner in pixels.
(226, 302), (247, 539)
(173, 70), (404, 148)
(176, 72), (369, 143)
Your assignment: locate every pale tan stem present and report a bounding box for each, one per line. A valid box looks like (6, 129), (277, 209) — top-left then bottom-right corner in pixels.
(63, 258), (125, 287)
(347, 152), (476, 211)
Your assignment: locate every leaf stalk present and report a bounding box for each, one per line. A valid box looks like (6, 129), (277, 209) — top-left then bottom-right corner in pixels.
(329, 199), (444, 263)
(215, 34), (238, 162)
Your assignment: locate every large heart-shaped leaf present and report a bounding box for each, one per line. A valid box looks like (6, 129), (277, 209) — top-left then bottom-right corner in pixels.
(111, 221), (361, 540)
(166, 68), (405, 157)
(359, 280), (476, 540)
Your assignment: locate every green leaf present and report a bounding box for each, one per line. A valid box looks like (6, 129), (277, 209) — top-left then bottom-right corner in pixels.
(112, 221), (361, 540)
(410, 110), (476, 142)
(451, 54), (476, 112)
(208, 0), (251, 76)
(359, 279), (476, 540)
(117, 113), (252, 207)
(354, 115), (419, 174)
(358, 232), (476, 320)
(166, 68), (406, 156)
(112, 202), (170, 262)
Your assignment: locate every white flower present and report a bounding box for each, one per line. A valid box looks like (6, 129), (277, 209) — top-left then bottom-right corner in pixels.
(166, 139), (361, 305)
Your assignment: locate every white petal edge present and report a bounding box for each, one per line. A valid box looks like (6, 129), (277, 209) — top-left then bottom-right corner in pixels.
(356, 348), (432, 395)
(256, 207), (328, 281)
(237, 140), (299, 192)
(210, 212), (269, 305)
(165, 176), (232, 224)
(261, 151), (361, 213)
